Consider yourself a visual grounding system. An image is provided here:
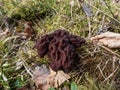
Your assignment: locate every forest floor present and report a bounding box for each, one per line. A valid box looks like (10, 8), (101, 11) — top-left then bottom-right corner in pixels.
(0, 0), (120, 90)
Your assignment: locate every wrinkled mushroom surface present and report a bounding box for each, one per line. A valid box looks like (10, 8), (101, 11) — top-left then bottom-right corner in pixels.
(35, 29), (85, 73)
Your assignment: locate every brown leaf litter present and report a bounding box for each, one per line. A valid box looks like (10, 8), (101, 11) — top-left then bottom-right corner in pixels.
(33, 65), (70, 90)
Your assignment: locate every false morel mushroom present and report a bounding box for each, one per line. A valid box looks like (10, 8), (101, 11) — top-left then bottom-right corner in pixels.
(35, 29), (85, 73)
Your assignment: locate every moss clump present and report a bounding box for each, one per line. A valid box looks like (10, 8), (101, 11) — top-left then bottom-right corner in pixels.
(2, 0), (56, 20)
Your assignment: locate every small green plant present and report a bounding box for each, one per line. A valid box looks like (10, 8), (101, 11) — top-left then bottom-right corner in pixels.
(71, 82), (78, 90)
(48, 87), (56, 90)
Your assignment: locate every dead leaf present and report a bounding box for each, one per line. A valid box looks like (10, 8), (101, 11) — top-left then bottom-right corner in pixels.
(91, 32), (120, 48)
(54, 71), (70, 87)
(33, 65), (70, 90)
(33, 65), (50, 90)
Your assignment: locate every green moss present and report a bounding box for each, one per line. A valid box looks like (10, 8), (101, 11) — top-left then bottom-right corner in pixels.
(2, 0), (56, 20)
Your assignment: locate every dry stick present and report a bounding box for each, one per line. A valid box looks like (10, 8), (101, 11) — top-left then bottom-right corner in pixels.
(101, 60), (109, 72)
(100, 45), (120, 58)
(110, 68), (120, 88)
(22, 59), (34, 77)
(103, 67), (118, 83)
(71, 5), (73, 20)
(77, 73), (84, 83)
(101, 15), (105, 28)
(112, 56), (116, 71)
(97, 65), (106, 79)
(70, 0), (74, 20)
(87, 17), (92, 38)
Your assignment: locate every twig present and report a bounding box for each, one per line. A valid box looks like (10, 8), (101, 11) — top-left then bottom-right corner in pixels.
(103, 67), (118, 83)
(101, 60), (109, 72)
(22, 60), (34, 77)
(97, 65), (106, 79)
(100, 45), (120, 58)
(71, 5), (73, 19)
(70, 0), (74, 19)
(87, 17), (91, 38)
(101, 15), (105, 28)
(112, 56), (116, 71)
